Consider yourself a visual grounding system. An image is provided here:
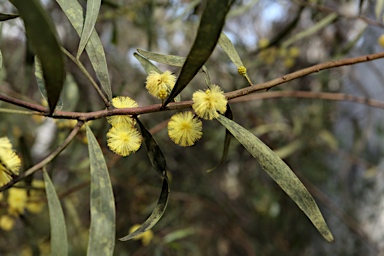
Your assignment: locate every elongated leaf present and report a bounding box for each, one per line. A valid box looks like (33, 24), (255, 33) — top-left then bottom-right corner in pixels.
(119, 118), (170, 241)
(56, 0), (112, 100)
(86, 125), (115, 255)
(216, 115), (334, 242)
(133, 52), (162, 74)
(218, 33), (243, 67)
(43, 170), (68, 256)
(163, 0), (233, 106)
(137, 49), (185, 67)
(376, 0), (384, 20)
(0, 13), (18, 22)
(282, 13), (338, 48)
(77, 0), (101, 59)
(207, 105), (233, 172)
(0, 50), (2, 70)
(10, 0), (65, 114)
(35, 57), (63, 110)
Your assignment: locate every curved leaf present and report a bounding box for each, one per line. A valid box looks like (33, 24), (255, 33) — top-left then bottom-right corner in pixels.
(77, 0), (101, 59)
(137, 49), (185, 67)
(119, 118), (170, 241)
(10, 0), (65, 114)
(86, 125), (116, 255)
(133, 52), (162, 74)
(163, 0), (233, 106)
(216, 115), (334, 242)
(218, 33), (244, 68)
(56, 0), (112, 100)
(43, 170), (68, 256)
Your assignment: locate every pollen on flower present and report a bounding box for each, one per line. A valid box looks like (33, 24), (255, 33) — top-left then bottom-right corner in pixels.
(168, 111), (202, 147)
(192, 84), (227, 120)
(145, 70), (176, 99)
(0, 137), (21, 187)
(107, 96), (138, 126)
(107, 124), (142, 156)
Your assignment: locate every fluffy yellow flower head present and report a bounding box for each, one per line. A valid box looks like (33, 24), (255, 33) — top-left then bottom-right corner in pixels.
(168, 111), (202, 147)
(145, 71), (176, 99)
(107, 96), (138, 126)
(8, 188), (27, 216)
(0, 215), (15, 231)
(192, 84), (227, 120)
(0, 137), (21, 187)
(107, 124), (142, 156)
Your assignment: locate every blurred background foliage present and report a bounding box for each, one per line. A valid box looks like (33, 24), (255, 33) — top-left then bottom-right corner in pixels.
(1, 0), (384, 255)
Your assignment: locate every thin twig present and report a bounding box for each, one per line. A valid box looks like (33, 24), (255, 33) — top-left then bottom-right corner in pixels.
(0, 120), (84, 192)
(61, 47), (110, 108)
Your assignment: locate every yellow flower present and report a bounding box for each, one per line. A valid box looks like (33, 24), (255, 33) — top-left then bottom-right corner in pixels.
(107, 124), (142, 156)
(192, 84), (227, 120)
(168, 111), (202, 147)
(237, 66), (247, 76)
(26, 180), (45, 214)
(378, 34), (384, 48)
(145, 71), (176, 99)
(258, 38), (269, 49)
(8, 188), (27, 216)
(0, 137), (21, 187)
(0, 215), (15, 231)
(129, 224), (154, 246)
(107, 96), (138, 126)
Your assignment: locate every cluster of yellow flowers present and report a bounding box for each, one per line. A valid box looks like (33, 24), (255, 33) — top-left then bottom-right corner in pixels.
(106, 71), (228, 155)
(0, 180), (45, 231)
(0, 137), (21, 187)
(106, 96), (143, 156)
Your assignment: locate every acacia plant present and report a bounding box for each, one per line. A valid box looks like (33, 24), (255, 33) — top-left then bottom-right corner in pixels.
(2, 0), (384, 254)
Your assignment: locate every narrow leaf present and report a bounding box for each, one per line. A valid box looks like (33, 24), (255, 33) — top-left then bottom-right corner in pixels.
(133, 52), (162, 74)
(35, 57), (63, 110)
(0, 50), (2, 70)
(119, 118), (170, 241)
(43, 170), (68, 256)
(56, 0), (112, 100)
(137, 49), (185, 67)
(375, 0), (384, 20)
(0, 13), (18, 22)
(218, 33), (243, 67)
(216, 115), (334, 242)
(10, 0), (65, 114)
(163, 0), (233, 106)
(207, 105), (233, 172)
(77, 0), (101, 59)
(86, 125), (115, 255)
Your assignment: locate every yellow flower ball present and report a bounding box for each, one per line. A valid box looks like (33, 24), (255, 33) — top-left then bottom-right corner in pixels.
(378, 34), (384, 48)
(8, 188), (27, 216)
(168, 111), (203, 147)
(192, 84), (227, 120)
(107, 124), (142, 156)
(107, 96), (138, 126)
(145, 71), (176, 99)
(0, 137), (21, 187)
(0, 215), (15, 231)
(237, 66), (247, 76)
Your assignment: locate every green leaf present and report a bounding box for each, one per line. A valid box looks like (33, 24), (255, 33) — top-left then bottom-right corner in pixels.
(218, 33), (244, 68)
(163, 0), (233, 106)
(133, 52), (162, 74)
(0, 13), (19, 22)
(119, 178), (169, 241)
(43, 170), (68, 256)
(119, 118), (170, 241)
(207, 105), (233, 172)
(77, 0), (101, 59)
(35, 57), (63, 110)
(56, 0), (112, 100)
(376, 0), (384, 20)
(0, 49), (2, 70)
(137, 49), (185, 67)
(10, 0), (65, 114)
(216, 115), (334, 242)
(86, 125), (116, 255)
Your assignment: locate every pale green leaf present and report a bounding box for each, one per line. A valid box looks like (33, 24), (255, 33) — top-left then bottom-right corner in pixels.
(77, 0), (101, 59)
(216, 115), (334, 242)
(133, 52), (162, 74)
(376, 0), (384, 20)
(43, 170), (68, 256)
(163, 0), (233, 106)
(282, 13), (338, 48)
(10, 0), (65, 114)
(218, 33), (243, 67)
(56, 0), (112, 100)
(0, 49), (2, 70)
(35, 57), (63, 110)
(137, 49), (185, 67)
(86, 125), (115, 255)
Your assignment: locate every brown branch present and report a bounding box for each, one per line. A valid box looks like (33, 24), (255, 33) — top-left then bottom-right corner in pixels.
(230, 91), (384, 110)
(0, 93), (49, 113)
(0, 120), (84, 192)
